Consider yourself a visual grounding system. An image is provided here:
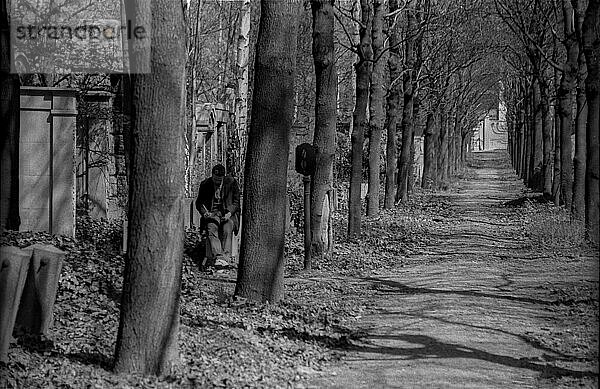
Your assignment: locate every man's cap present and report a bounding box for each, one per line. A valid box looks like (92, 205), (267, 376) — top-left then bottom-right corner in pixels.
(212, 164), (226, 177)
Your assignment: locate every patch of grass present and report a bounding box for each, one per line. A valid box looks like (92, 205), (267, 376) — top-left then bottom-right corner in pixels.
(523, 204), (588, 254)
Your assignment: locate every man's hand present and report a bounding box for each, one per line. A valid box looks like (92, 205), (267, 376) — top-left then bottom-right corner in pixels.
(204, 211), (219, 221)
(222, 212), (232, 221)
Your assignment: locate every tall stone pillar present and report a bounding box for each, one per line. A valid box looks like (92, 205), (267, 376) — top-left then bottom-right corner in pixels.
(19, 87), (77, 237)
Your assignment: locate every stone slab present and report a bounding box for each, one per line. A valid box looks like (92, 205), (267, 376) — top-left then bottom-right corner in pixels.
(0, 246), (31, 362)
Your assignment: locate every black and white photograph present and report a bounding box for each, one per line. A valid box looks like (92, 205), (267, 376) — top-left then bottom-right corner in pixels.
(0, 0), (598, 387)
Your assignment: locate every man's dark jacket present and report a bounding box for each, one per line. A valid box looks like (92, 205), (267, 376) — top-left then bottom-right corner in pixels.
(195, 176), (240, 234)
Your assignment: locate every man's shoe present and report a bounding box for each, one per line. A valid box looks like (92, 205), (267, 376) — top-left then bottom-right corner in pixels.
(214, 257), (229, 267)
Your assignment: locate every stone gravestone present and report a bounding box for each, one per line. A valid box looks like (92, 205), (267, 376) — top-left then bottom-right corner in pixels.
(0, 246), (31, 362)
(19, 87), (77, 237)
(14, 244), (65, 337)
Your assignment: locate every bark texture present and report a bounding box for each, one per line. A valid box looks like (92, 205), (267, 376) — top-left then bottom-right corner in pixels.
(309, 0), (337, 267)
(529, 78), (543, 191)
(0, 0), (20, 232)
(558, 0), (578, 211)
(572, 0), (587, 220)
(366, 0), (385, 216)
(582, 0), (599, 243)
(235, 0), (300, 302)
(553, 69), (562, 205)
(384, 0), (401, 208)
(114, 0), (186, 375)
(438, 106), (449, 186)
(348, 0), (372, 238)
(395, 0), (417, 203)
(541, 78), (553, 196)
(422, 113), (435, 189)
(235, 0), (251, 179)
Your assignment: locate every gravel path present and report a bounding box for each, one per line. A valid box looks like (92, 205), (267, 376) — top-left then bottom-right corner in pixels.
(307, 151), (599, 389)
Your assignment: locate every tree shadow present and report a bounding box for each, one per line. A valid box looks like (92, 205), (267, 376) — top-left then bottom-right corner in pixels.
(185, 316), (355, 349)
(99, 278), (122, 304)
(350, 333), (597, 379)
(61, 351), (113, 370)
(363, 277), (560, 306)
(15, 335), (113, 371)
(200, 276), (237, 284)
(375, 309), (589, 363)
(255, 325), (355, 348)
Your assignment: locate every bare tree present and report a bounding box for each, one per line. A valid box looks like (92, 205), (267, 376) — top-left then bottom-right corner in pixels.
(582, 0), (599, 243)
(347, 0), (372, 238)
(0, 0), (21, 232)
(422, 112), (435, 188)
(235, 0), (300, 302)
(309, 0), (337, 267)
(366, 0), (385, 216)
(384, 0), (401, 208)
(572, 0), (588, 220)
(234, 0), (251, 179)
(114, 0), (187, 375)
(558, 0), (578, 211)
(395, 0), (421, 204)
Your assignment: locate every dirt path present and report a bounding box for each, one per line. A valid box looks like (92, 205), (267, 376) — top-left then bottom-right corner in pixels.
(307, 151), (598, 388)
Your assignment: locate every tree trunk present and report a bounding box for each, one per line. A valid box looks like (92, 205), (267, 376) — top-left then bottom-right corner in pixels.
(572, 67), (588, 219)
(110, 75), (132, 213)
(422, 113), (435, 189)
(553, 68), (562, 205)
(407, 132), (416, 193)
(438, 105), (449, 186)
(525, 102), (533, 184)
(572, 0), (588, 220)
(540, 78), (553, 196)
(521, 80), (532, 184)
(407, 96), (420, 194)
(235, 0), (251, 180)
(558, 0), (578, 211)
(582, 0), (599, 244)
(235, 0), (300, 302)
(461, 130), (469, 167)
(384, 0), (401, 208)
(114, 0), (186, 375)
(0, 0), (20, 232)
(308, 0), (337, 267)
(515, 82), (524, 175)
(395, 1), (417, 203)
(449, 106), (460, 176)
(348, 0), (372, 238)
(366, 0), (385, 216)
(454, 109), (462, 172)
(529, 78), (543, 191)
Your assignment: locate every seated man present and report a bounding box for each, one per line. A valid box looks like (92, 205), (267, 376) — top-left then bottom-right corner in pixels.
(195, 164), (240, 267)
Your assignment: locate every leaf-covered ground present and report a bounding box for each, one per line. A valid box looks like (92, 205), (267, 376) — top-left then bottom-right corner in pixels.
(0, 199), (438, 388)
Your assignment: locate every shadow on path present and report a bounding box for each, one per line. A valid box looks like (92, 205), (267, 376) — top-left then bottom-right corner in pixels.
(351, 334), (597, 379)
(363, 277), (586, 306)
(372, 309), (589, 363)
